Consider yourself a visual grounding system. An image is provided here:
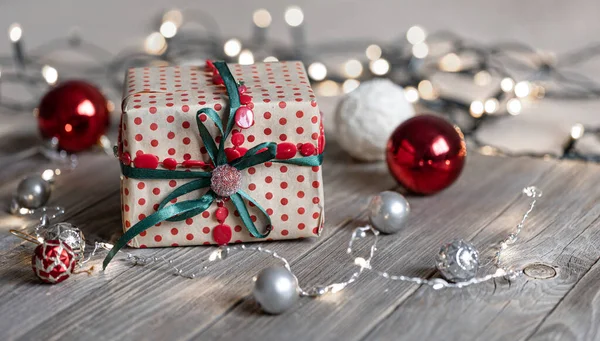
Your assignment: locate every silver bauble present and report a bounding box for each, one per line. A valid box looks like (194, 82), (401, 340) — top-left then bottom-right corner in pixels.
(436, 239), (479, 282)
(368, 191), (410, 234)
(42, 222), (86, 263)
(15, 175), (51, 209)
(253, 266), (299, 314)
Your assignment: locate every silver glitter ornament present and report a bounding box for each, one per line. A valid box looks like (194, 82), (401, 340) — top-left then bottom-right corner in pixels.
(253, 266), (299, 314)
(368, 191), (410, 234)
(42, 222), (86, 263)
(436, 239), (480, 282)
(15, 175), (51, 209)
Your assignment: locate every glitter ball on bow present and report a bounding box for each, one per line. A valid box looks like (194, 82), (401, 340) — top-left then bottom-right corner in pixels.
(105, 61), (325, 268)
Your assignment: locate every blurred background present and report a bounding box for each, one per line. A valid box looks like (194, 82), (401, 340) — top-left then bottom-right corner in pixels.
(2, 0), (600, 159)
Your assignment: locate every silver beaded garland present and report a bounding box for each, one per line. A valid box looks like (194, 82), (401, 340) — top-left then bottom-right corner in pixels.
(368, 191), (410, 234)
(15, 175), (51, 209)
(253, 266), (299, 314)
(41, 222), (86, 263)
(435, 239), (480, 282)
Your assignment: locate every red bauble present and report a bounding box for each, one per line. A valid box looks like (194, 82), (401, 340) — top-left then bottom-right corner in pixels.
(38, 80), (110, 153)
(386, 115), (466, 195)
(31, 239), (77, 284)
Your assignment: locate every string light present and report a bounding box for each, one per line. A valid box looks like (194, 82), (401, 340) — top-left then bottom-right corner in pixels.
(484, 98), (499, 114)
(474, 71), (492, 86)
(2, 13), (600, 163)
(343, 59), (363, 78)
(500, 77), (515, 92)
(514, 81), (531, 98)
(439, 53), (462, 72)
(284, 6), (304, 27)
(308, 62), (327, 81)
(263, 56), (278, 62)
(532, 85), (545, 99)
(223, 38), (242, 57)
(125, 187), (541, 300)
(253, 9), (272, 28)
(238, 49), (254, 65)
(365, 44), (382, 61)
(469, 100), (484, 117)
(370, 58), (390, 76)
(144, 32), (167, 55)
(162, 9), (183, 28)
(404, 86), (419, 103)
(106, 100), (115, 112)
(571, 124), (584, 139)
(507, 98), (522, 115)
(418, 80), (436, 100)
(41, 65), (58, 85)
(342, 79), (360, 93)
(406, 26), (426, 45)
(8, 23), (22, 42)
(412, 43), (429, 59)
(316, 80), (340, 97)
(159, 21), (178, 38)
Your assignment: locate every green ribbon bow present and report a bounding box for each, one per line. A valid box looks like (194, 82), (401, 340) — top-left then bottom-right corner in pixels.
(103, 61), (323, 269)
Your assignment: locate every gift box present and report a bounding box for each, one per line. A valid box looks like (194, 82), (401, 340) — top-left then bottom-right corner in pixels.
(115, 61), (325, 249)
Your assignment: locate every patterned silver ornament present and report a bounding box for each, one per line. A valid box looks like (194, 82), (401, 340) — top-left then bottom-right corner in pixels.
(41, 222), (86, 263)
(368, 191), (410, 234)
(15, 175), (51, 209)
(436, 239), (480, 282)
(253, 266), (299, 314)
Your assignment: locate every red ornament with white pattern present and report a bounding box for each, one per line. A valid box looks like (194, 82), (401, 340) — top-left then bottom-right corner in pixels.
(31, 239), (77, 284)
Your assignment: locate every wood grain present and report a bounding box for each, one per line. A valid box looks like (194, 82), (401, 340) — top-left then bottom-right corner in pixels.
(1, 131), (600, 340)
(190, 156), (555, 341)
(2, 141), (398, 340)
(364, 160), (600, 341)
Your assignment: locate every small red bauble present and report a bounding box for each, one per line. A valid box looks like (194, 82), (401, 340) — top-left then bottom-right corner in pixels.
(386, 114), (466, 195)
(37, 80), (110, 153)
(31, 239), (77, 284)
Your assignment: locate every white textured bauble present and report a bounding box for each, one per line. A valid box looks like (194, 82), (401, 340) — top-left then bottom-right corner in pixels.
(335, 79), (415, 161)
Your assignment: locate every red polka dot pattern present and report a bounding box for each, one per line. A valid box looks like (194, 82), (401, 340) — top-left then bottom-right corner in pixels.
(121, 62), (324, 247)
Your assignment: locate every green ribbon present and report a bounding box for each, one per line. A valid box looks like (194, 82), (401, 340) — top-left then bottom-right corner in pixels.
(103, 61), (323, 269)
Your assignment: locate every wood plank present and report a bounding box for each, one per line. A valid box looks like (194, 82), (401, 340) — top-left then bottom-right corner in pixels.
(524, 258), (600, 341)
(363, 160), (600, 341)
(0, 153), (119, 249)
(187, 156), (555, 340)
(1, 141), (398, 340)
(0, 152), (130, 340)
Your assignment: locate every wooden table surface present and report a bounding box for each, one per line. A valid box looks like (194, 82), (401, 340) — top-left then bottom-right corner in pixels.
(1, 114), (600, 341)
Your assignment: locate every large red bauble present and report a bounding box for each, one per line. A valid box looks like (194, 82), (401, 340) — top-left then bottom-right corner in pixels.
(38, 80), (110, 153)
(386, 114), (466, 195)
(31, 239), (77, 284)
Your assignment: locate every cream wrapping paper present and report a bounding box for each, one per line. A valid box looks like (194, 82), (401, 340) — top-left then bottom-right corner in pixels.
(118, 62), (325, 247)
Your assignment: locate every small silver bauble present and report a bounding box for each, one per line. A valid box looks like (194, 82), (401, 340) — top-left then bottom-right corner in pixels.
(436, 239), (480, 282)
(253, 266), (299, 314)
(368, 191), (410, 234)
(42, 222), (86, 263)
(15, 175), (51, 209)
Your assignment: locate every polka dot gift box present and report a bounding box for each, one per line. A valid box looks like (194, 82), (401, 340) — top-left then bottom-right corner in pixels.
(112, 61), (325, 253)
